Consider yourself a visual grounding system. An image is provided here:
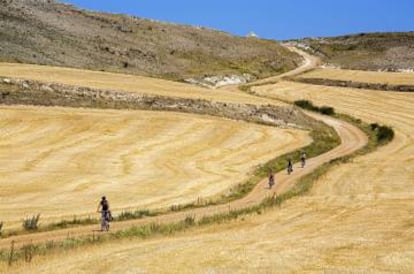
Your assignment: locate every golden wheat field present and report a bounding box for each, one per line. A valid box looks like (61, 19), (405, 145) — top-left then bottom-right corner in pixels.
(0, 63), (275, 105)
(302, 67), (414, 85)
(10, 69), (414, 273)
(0, 105), (310, 229)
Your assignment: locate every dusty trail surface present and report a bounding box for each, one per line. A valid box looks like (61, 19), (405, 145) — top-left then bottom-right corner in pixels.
(252, 43), (321, 85)
(220, 43), (320, 92)
(0, 105), (310, 229)
(0, 110), (367, 252)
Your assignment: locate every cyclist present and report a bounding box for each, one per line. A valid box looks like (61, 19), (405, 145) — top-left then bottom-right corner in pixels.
(301, 151), (307, 168)
(287, 159), (293, 175)
(97, 196), (111, 231)
(268, 170), (275, 189)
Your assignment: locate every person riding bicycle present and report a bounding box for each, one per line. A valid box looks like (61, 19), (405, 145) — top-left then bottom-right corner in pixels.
(301, 151), (307, 168)
(268, 169), (275, 189)
(97, 196), (111, 231)
(287, 159), (293, 175)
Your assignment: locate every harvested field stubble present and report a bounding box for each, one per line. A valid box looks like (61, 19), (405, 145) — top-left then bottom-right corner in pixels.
(0, 105), (311, 229)
(14, 70), (414, 273)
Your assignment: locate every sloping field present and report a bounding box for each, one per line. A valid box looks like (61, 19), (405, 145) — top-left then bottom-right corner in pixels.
(297, 32), (414, 71)
(302, 68), (414, 85)
(0, 105), (310, 228)
(0, 63), (275, 105)
(0, 0), (301, 80)
(13, 71), (414, 273)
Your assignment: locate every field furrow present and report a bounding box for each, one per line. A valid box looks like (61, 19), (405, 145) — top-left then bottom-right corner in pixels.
(0, 63), (275, 105)
(0, 105), (310, 228)
(302, 68), (414, 85)
(13, 69), (414, 273)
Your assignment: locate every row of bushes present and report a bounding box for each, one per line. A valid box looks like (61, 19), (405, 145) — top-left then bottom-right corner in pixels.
(294, 100), (335, 115)
(294, 100), (394, 144)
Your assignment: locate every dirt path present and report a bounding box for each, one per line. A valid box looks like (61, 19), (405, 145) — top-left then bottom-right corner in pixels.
(252, 43), (321, 85)
(0, 111), (367, 250)
(219, 43), (320, 92)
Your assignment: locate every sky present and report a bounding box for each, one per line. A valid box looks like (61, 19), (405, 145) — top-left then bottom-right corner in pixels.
(63, 0), (414, 40)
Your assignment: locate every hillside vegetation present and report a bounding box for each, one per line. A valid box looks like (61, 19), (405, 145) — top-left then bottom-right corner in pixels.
(0, 0), (301, 80)
(294, 32), (414, 71)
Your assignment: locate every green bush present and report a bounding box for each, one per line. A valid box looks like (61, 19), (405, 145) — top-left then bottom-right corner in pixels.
(370, 123), (379, 131)
(319, 106), (335, 115)
(294, 100), (318, 111)
(294, 100), (335, 116)
(23, 214), (40, 231)
(377, 125), (394, 143)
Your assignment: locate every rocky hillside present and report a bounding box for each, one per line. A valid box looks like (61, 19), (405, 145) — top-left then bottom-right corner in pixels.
(294, 32), (414, 71)
(0, 0), (301, 81)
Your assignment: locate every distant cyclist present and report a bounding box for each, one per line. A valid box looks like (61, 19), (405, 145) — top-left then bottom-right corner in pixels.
(268, 169), (275, 189)
(301, 151), (307, 168)
(287, 159), (293, 175)
(97, 196), (111, 231)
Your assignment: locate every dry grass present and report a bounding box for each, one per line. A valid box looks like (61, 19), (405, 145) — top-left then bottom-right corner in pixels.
(0, 63), (277, 105)
(0, 1), (301, 80)
(297, 32), (414, 71)
(7, 69), (414, 273)
(302, 68), (414, 85)
(0, 105), (310, 229)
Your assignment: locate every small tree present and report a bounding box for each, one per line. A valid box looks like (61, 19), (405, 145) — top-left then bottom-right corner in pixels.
(377, 126), (394, 143)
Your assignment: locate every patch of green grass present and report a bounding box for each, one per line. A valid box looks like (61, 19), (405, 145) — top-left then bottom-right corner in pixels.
(116, 210), (154, 221)
(47, 216), (98, 230)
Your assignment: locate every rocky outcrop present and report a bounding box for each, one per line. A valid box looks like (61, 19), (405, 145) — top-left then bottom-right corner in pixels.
(184, 74), (256, 88)
(0, 77), (315, 129)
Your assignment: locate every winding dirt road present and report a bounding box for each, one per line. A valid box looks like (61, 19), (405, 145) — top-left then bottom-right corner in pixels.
(219, 43), (320, 92)
(0, 110), (367, 250)
(252, 43), (321, 85)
